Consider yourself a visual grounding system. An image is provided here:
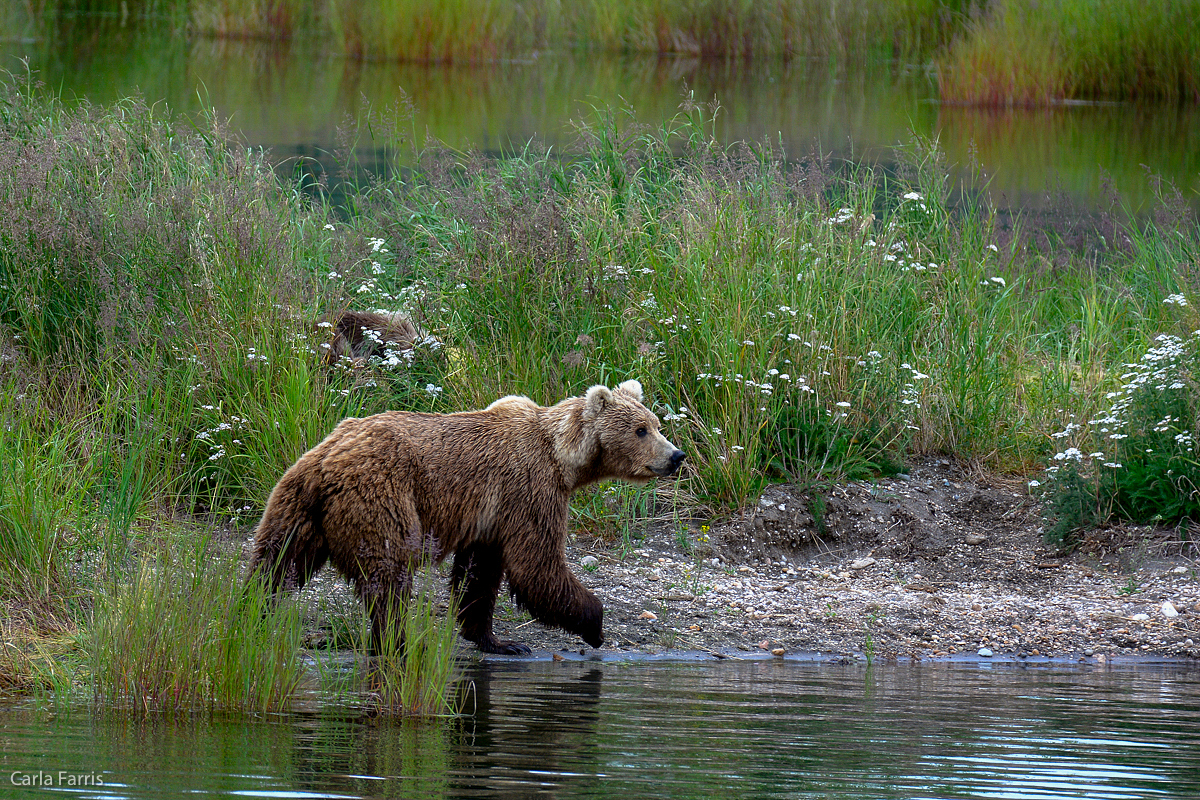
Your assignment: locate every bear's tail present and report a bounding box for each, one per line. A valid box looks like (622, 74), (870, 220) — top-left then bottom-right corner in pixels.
(247, 463), (329, 595)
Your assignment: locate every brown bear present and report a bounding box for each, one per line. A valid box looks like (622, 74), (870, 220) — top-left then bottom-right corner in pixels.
(248, 380), (685, 654)
(317, 309), (439, 367)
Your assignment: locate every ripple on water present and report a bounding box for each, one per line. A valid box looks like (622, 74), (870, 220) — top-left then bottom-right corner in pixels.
(1, 660), (1197, 799)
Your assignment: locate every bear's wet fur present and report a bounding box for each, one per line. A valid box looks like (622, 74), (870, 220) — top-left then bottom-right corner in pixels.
(248, 380), (685, 654)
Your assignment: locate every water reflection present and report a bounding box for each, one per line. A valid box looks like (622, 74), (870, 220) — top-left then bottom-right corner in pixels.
(5, 659), (1195, 798)
(3, 27), (1198, 214)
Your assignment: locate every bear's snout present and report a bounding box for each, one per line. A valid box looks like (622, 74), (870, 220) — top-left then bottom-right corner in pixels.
(651, 448), (686, 477)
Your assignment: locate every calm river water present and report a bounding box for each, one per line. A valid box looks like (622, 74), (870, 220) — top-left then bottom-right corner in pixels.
(2, 658), (1199, 798)
(2, 24), (1199, 213)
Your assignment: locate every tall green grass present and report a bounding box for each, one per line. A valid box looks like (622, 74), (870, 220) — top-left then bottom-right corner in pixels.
(0, 417), (91, 599)
(15, 1), (1200, 104)
(939, 0), (1200, 105)
(354, 565), (462, 717)
(88, 537), (307, 712)
(352, 110), (1190, 507)
(0, 69), (456, 705)
(330, 0), (965, 61)
(174, 0), (966, 60)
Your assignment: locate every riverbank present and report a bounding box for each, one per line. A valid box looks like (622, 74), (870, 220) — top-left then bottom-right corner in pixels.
(11, 1), (1199, 104)
(3, 73), (1200, 707)
(466, 459), (1198, 662)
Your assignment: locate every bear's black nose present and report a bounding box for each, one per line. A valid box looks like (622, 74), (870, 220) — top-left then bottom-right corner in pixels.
(670, 450), (686, 467)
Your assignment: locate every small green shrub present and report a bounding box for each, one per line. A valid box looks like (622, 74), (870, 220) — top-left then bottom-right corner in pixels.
(1036, 322), (1200, 547)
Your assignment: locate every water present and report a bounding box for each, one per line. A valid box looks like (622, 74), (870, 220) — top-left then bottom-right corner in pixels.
(3, 658), (1198, 798)
(3, 26), (1199, 214)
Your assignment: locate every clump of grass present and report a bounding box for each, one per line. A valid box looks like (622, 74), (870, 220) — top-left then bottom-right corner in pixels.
(0, 617), (79, 702)
(88, 537), (307, 713)
(348, 564), (462, 717)
(0, 418), (91, 600)
(331, 0), (542, 62)
(939, 0), (1200, 105)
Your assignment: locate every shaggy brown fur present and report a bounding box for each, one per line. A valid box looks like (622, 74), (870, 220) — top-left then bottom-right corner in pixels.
(248, 380), (685, 654)
(317, 309), (434, 366)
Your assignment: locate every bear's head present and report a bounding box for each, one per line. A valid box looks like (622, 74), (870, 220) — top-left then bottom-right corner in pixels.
(577, 379), (686, 486)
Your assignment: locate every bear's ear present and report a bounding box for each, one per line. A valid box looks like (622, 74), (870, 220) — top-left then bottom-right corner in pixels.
(616, 379), (644, 402)
(584, 384), (613, 418)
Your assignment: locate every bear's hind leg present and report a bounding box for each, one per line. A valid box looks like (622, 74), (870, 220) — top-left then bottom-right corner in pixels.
(249, 523), (329, 596)
(451, 542), (531, 655)
(351, 557), (414, 656)
(364, 588), (409, 655)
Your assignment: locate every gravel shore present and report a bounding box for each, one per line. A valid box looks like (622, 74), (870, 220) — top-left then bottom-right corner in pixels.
(485, 459), (1200, 663)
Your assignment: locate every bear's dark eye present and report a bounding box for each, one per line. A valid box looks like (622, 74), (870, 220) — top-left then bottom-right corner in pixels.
(636, 426), (648, 438)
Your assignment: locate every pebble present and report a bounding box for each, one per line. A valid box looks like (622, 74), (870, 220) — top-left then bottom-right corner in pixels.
(964, 532), (986, 546)
(1161, 601), (1179, 618)
(977, 647), (993, 657)
(1131, 613), (1150, 621)
(580, 555), (599, 569)
(639, 610), (658, 620)
(850, 557), (876, 571)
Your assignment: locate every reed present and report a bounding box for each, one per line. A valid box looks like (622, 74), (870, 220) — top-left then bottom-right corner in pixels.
(177, 0), (955, 61)
(88, 536), (307, 712)
(939, 0), (1200, 105)
(351, 563), (463, 717)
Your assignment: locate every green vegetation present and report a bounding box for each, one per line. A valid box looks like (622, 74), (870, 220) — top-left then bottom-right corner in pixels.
(938, 0), (1200, 105)
(178, 0), (963, 61)
(88, 537), (307, 712)
(12, 1), (1200, 103)
(355, 566), (463, 717)
(1, 58), (1198, 697)
(1034, 311), (1200, 549)
(0, 68), (456, 712)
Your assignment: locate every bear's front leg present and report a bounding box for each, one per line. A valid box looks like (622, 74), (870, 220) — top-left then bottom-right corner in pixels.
(506, 554), (604, 649)
(451, 542), (532, 655)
